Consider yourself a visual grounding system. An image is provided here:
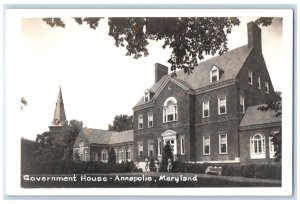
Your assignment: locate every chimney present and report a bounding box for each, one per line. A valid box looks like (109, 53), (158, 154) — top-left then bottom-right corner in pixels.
(155, 63), (168, 83)
(247, 22), (262, 52)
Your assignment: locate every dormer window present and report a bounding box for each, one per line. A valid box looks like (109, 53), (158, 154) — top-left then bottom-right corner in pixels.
(144, 90), (150, 102)
(210, 66), (220, 82)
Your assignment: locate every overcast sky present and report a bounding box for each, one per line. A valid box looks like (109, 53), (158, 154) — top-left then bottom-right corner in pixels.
(8, 14), (285, 141)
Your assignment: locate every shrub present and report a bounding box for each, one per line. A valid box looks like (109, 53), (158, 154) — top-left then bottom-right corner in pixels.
(149, 159), (156, 172)
(159, 143), (173, 172)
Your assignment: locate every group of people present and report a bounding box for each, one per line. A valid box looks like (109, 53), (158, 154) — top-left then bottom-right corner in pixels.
(144, 158), (172, 172)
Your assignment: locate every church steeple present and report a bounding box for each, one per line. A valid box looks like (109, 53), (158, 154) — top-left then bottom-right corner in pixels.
(51, 86), (67, 126)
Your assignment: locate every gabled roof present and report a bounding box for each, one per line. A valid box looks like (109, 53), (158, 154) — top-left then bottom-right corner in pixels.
(79, 128), (113, 145)
(134, 45), (252, 108)
(174, 45), (252, 89)
(240, 104), (281, 127)
(77, 128), (134, 146)
(110, 130), (134, 144)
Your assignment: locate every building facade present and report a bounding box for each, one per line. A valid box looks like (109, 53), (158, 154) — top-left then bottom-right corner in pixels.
(73, 128), (134, 163)
(64, 21), (281, 165)
(132, 22), (281, 164)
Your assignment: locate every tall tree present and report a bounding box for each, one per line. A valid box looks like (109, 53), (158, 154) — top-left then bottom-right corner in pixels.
(159, 142), (173, 172)
(42, 17), (273, 75)
(61, 120), (83, 160)
(108, 147), (117, 164)
(108, 114), (133, 132)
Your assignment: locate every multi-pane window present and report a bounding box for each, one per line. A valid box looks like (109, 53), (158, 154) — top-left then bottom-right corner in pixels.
(265, 82), (269, 94)
(210, 66), (219, 82)
(79, 142), (84, 161)
(240, 95), (245, 114)
(138, 142), (143, 158)
(148, 141), (154, 157)
(163, 97), (178, 123)
(248, 71), (253, 84)
(250, 134), (266, 159)
(203, 100), (210, 118)
(101, 149), (108, 163)
(148, 112), (153, 128)
(219, 134), (228, 154)
(180, 136), (185, 155)
(126, 148), (131, 161)
(119, 149), (125, 162)
(157, 139), (162, 156)
(269, 137), (275, 159)
(138, 114), (143, 129)
(84, 149), (88, 161)
(203, 136), (210, 155)
(257, 76), (261, 89)
(218, 96), (227, 115)
(79, 141), (88, 161)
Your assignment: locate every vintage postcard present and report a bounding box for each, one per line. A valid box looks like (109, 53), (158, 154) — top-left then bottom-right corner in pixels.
(3, 8), (294, 197)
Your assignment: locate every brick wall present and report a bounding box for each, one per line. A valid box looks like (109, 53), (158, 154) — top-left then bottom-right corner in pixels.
(133, 80), (193, 162)
(239, 125), (280, 164)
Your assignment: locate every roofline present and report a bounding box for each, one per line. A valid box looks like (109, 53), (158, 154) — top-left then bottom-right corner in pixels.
(151, 76), (193, 101)
(239, 121), (281, 131)
(132, 79), (238, 111)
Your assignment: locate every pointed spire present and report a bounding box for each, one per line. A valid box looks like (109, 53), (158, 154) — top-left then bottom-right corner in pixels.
(51, 86), (67, 126)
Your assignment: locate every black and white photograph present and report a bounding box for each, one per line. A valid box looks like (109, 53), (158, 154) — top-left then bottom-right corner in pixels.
(3, 8), (294, 197)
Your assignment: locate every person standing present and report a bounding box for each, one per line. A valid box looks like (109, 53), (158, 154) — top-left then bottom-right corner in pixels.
(167, 158), (172, 172)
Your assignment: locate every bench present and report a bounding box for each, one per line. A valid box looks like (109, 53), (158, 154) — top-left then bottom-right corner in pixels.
(205, 166), (222, 176)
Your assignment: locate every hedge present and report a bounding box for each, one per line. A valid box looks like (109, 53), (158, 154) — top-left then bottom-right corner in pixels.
(171, 161), (281, 180)
(22, 160), (140, 174)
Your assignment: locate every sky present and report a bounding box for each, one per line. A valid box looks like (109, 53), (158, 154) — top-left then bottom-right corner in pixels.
(7, 14), (286, 141)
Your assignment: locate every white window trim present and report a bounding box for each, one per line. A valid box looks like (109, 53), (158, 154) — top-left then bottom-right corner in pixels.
(126, 148), (131, 161)
(265, 81), (269, 94)
(240, 95), (245, 114)
(250, 133), (266, 159)
(138, 142), (143, 158)
(148, 140), (154, 157)
(144, 89), (150, 102)
(218, 96), (227, 115)
(202, 100), (210, 118)
(119, 149), (125, 163)
(203, 136), (210, 155)
(258, 76), (261, 89)
(248, 71), (253, 85)
(84, 149), (88, 161)
(148, 112), (153, 128)
(138, 114), (143, 129)
(219, 134), (228, 154)
(269, 136), (275, 159)
(101, 149), (108, 163)
(163, 97), (178, 123)
(180, 136), (185, 155)
(210, 66), (219, 83)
